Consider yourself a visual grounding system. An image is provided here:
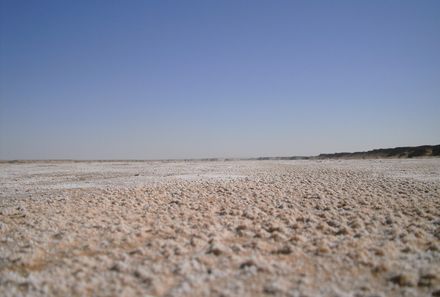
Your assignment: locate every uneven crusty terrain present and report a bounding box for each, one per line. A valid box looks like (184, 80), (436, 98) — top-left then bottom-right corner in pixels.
(1, 159), (440, 297)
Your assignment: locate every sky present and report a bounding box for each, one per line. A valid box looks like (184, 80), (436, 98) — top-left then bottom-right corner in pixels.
(1, 1), (439, 160)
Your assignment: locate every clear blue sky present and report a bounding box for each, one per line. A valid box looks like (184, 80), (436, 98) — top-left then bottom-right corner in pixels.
(1, 1), (439, 159)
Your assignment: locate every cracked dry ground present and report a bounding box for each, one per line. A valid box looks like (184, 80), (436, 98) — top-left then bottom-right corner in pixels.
(0, 160), (440, 297)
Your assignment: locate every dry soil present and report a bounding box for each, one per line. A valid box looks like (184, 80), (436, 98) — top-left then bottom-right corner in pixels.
(1, 159), (439, 297)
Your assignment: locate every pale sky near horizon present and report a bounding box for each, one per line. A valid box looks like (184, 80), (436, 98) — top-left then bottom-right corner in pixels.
(1, 1), (439, 160)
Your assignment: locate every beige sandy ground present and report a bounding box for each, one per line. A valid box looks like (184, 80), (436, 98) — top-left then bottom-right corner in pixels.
(0, 159), (439, 297)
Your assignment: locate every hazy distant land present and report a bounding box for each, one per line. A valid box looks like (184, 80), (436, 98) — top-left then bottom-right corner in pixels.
(317, 144), (440, 159)
(1, 144), (439, 163)
(254, 144), (440, 160)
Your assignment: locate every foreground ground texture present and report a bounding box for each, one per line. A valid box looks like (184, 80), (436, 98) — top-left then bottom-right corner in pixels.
(1, 159), (439, 297)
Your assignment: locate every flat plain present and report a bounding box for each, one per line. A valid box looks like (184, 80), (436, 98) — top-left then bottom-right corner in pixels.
(1, 159), (439, 297)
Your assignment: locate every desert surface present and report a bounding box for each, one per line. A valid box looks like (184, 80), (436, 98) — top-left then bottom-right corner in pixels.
(1, 159), (439, 297)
